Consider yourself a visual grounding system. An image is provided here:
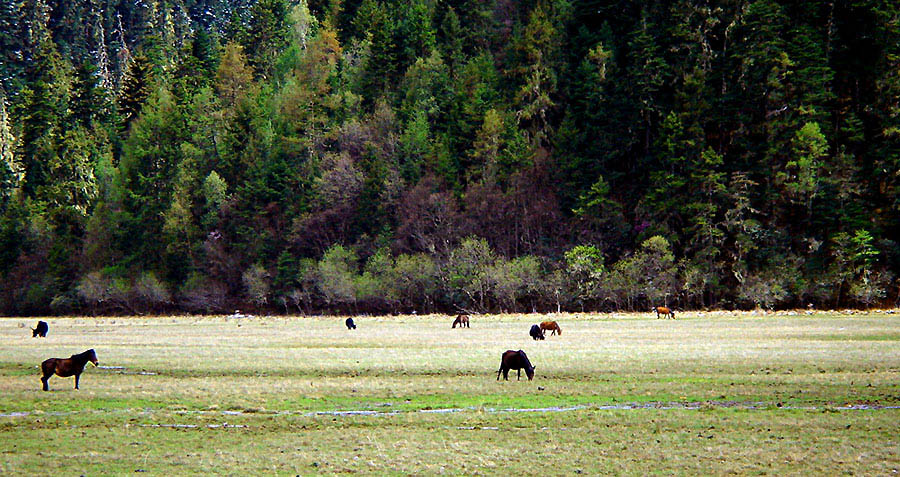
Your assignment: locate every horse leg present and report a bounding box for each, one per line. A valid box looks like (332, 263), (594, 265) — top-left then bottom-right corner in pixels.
(517, 369), (521, 380)
(497, 368), (502, 380)
(41, 375), (49, 391)
(74, 373), (80, 389)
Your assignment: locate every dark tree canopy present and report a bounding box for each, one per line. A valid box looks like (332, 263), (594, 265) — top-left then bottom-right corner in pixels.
(0, 0), (898, 315)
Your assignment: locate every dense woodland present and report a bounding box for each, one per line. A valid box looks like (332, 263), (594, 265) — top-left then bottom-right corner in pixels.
(0, 0), (898, 315)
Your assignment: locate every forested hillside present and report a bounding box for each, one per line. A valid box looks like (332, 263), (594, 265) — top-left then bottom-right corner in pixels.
(0, 0), (898, 315)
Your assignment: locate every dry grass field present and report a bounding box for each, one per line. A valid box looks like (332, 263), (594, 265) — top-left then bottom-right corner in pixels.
(1, 311), (898, 474)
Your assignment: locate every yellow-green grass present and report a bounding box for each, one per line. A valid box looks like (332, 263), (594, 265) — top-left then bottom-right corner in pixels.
(1, 312), (898, 475)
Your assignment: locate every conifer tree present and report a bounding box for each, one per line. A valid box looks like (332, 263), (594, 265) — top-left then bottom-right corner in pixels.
(242, 0), (290, 79)
(118, 53), (154, 130)
(0, 94), (19, 204)
(18, 34), (67, 199)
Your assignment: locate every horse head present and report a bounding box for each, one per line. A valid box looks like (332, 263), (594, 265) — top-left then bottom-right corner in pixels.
(526, 365), (535, 381)
(86, 349), (99, 366)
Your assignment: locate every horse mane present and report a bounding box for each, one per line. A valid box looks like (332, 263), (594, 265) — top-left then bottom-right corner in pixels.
(71, 349), (95, 360)
(516, 350), (532, 368)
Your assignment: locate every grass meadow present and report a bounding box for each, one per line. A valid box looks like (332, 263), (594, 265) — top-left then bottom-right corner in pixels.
(0, 311), (898, 475)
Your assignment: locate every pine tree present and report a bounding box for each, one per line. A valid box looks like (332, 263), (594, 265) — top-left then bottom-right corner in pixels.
(508, 2), (562, 145)
(116, 88), (187, 269)
(395, 0), (436, 72)
(242, 0), (290, 80)
(215, 42), (254, 115)
(359, 4), (398, 103)
(0, 0), (25, 94)
(70, 60), (111, 127)
(626, 10), (668, 154)
(0, 94), (20, 204)
(118, 53), (154, 130)
(437, 6), (464, 75)
(18, 34), (67, 199)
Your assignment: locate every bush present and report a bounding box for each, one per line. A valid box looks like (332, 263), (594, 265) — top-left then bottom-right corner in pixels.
(850, 270), (892, 309)
(445, 237), (495, 311)
(392, 253), (439, 312)
(316, 244), (358, 308)
(179, 273), (229, 313)
(243, 264), (271, 306)
(135, 272), (172, 311)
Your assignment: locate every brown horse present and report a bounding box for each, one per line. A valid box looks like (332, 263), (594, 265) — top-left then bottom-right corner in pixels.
(539, 320), (561, 336)
(40, 349), (98, 391)
(497, 350), (535, 381)
(654, 306), (675, 319)
(452, 314), (470, 328)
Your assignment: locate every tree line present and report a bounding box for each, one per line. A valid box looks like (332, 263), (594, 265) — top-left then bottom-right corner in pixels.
(0, 0), (898, 315)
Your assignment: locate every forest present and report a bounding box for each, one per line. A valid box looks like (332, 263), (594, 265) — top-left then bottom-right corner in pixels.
(0, 0), (898, 315)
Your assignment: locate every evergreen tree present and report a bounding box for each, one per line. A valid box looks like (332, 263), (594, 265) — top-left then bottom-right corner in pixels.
(436, 6), (464, 74)
(626, 10), (668, 154)
(70, 60), (112, 127)
(242, 0), (290, 80)
(0, 0), (25, 94)
(215, 42), (254, 114)
(18, 33), (67, 199)
(115, 87), (187, 270)
(0, 94), (20, 204)
(359, 3), (398, 103)
(118, 53), (154, 130)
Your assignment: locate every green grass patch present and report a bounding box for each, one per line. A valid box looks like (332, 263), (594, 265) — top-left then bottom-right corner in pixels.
(803, 333), (900, 341)
(1, 312), (899, 474)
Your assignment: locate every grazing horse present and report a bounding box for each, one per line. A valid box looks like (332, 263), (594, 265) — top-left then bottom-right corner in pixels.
(452, 314), (470, 328)
(539, 320), (561, 336)
(497, 350), (536, 381)
(654, 306), (675, 319)
(32, 321), (48, 338)
(345, 318), (357, 330)
(529, 324), (545, 340)
(40, 349), (98, 391)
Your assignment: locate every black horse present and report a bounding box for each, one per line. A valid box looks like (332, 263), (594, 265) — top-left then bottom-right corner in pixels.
(345, 317), (357, 330)
(40, 349), (98, 391)
(529, 324), (545, 340)
(32, 321), (48, 338)
(497, 350), (536, 381)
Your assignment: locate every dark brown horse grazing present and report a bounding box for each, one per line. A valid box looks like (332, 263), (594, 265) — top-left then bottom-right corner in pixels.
(32, 320), (48, 338)
(452, 314), (470, 328)
(40, 349), (98, 391)
(539, 320), (561, 336)
(654, 306), (675, 319)
(529, 324), (545, 340)
(497, 350), (535, 381)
